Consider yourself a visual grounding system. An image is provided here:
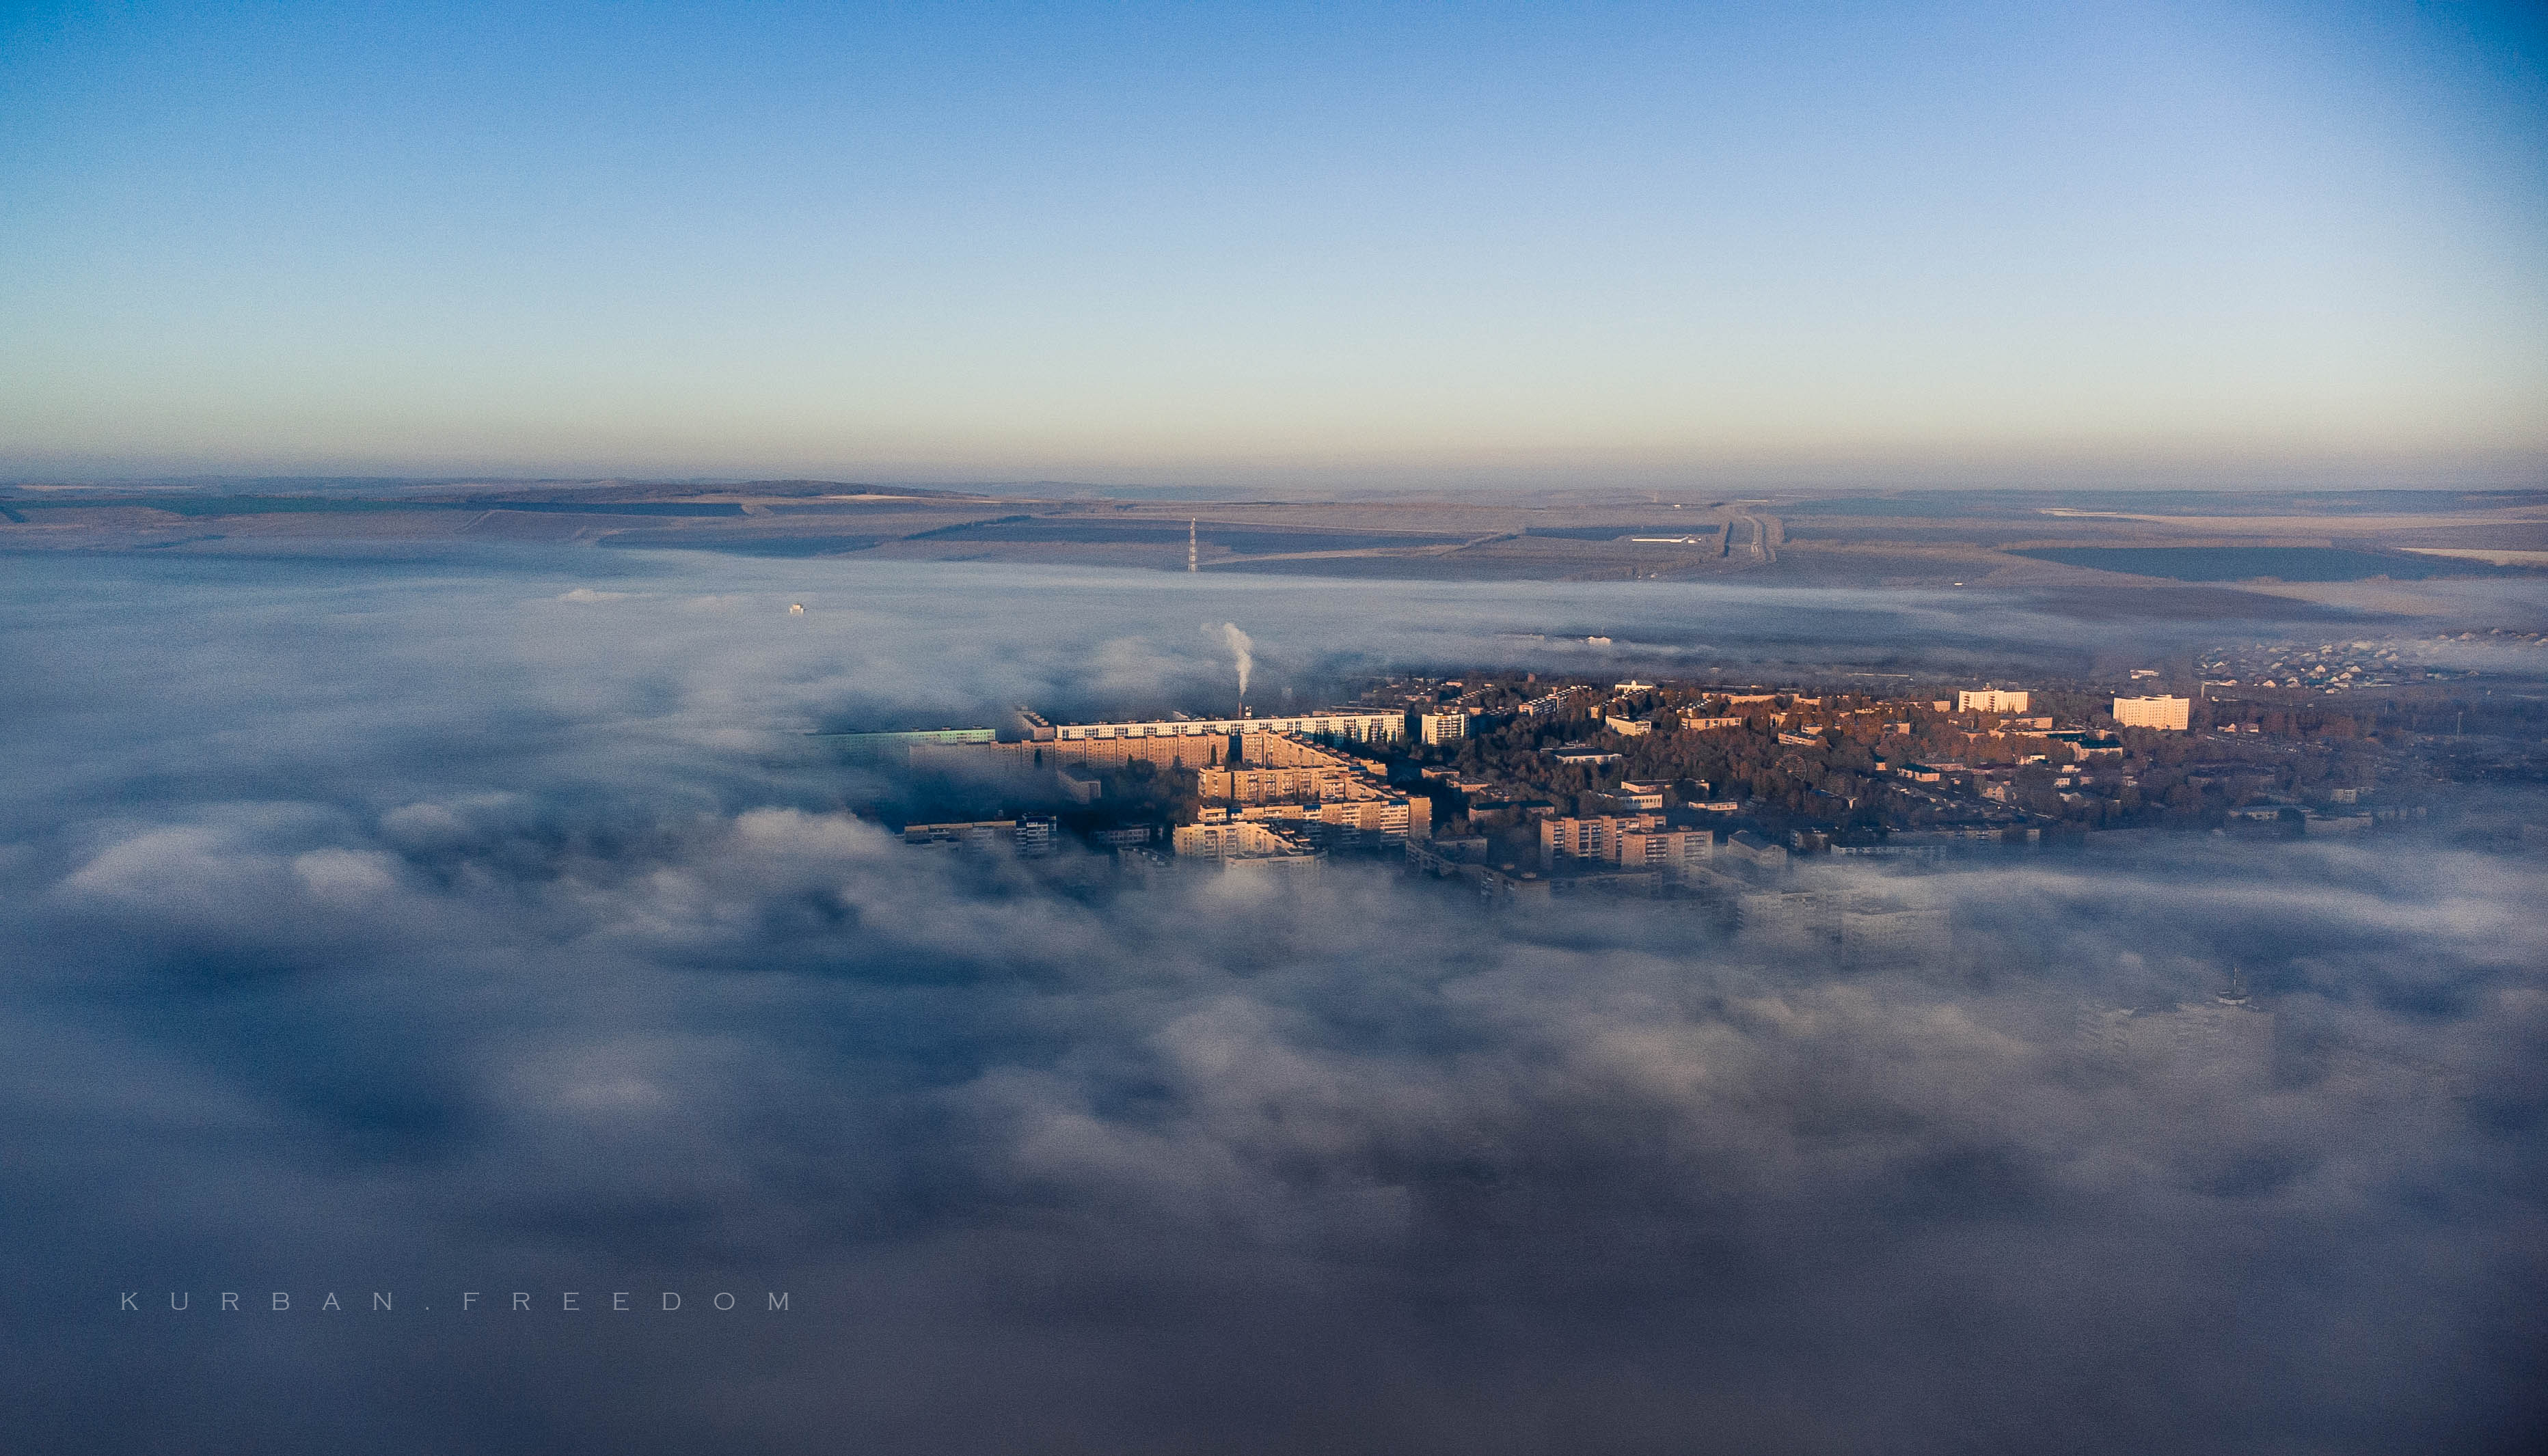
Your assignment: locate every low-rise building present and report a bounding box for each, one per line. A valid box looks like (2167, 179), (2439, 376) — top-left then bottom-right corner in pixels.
(1603, 780), (1667, 810)
(1406, 837), (1553, 905)
(1548, 742), (1623, 765)
(1721, 829), (1789, 873)
(1055, 763), (1102, 804)
(1405, 835), (1491, 877)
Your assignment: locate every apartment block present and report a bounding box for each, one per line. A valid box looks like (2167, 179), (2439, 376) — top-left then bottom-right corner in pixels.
(2113, 695), (2191, 730)
(1957, 689), (2030, 713)
(1541, 813), (1663, 860)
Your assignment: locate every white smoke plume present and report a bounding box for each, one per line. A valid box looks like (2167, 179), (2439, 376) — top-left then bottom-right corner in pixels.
(1217, 622), (1253, 702)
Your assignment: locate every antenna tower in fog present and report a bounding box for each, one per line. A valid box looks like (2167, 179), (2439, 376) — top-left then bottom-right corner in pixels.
(1188, 519), (1197, 573)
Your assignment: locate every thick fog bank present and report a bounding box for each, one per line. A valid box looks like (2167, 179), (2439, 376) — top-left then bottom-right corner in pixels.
(2, 551), (2542, 1453)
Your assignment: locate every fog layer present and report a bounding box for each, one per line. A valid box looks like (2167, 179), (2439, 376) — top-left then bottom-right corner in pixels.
(3, 550), (2541, 1453)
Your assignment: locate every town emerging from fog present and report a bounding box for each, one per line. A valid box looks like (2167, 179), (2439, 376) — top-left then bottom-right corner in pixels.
(869, 664), (2520, 883)
(10, 1), (2548, 1451)
(10, 484), (2545, 1452)
(853, 640), (2538, 1042)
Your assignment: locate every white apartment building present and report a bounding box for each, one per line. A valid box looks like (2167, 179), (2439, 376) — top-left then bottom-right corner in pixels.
(1419, 711), (1467, 745)
(2113, 695), (2191, 730)
(1957, 689), (2030, 713)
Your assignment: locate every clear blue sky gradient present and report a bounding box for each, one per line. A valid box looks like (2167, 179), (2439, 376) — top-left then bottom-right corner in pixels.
(3, 1), (2543, 487)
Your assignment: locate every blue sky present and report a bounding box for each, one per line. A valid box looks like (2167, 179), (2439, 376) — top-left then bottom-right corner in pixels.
(2, 1), (2543, 487)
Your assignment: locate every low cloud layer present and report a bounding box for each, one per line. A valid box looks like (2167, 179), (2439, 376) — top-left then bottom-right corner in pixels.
(3, 549), (2542, 1453)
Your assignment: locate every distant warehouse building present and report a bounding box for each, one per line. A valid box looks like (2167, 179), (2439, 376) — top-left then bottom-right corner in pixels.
(2113, 695), (2191, 730)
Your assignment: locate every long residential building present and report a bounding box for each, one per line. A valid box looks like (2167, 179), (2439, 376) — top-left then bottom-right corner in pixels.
(1173, 812), (1314, 860)
(902, 816), (1057, 856)
(1204, 759), (1363, 804)
(1036, 710), (1404, 745)
(1234, 798), (1417, 845)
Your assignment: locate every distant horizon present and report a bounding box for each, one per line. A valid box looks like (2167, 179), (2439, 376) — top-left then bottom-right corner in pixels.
(6, 471), (2544, 502)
